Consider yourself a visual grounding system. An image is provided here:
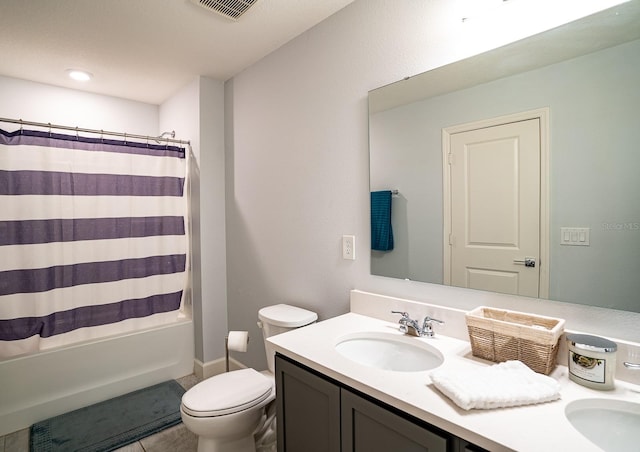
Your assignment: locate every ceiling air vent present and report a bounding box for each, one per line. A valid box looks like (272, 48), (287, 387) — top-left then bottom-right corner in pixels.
(190, 0), (260, 21)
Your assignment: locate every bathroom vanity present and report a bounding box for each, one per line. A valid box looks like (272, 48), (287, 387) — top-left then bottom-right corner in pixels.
(276, 354), (483, 451)
(268, 291), (640, 452)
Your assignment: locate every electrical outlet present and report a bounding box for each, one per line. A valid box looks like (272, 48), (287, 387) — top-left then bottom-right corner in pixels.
(342, 235), (355, 260)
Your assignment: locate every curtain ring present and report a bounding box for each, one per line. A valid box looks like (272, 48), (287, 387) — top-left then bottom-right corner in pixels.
(75, 126), (79, 140)
(100, 129), (104, 142)
(48, 123), (52, 137)
(19, 119), (23, 134)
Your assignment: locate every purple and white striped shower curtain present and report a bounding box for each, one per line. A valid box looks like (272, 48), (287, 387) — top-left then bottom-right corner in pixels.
(0, 128), (188, 359)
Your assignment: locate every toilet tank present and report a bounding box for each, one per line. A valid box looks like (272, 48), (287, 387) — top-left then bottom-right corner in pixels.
(258, 304), (317, 374)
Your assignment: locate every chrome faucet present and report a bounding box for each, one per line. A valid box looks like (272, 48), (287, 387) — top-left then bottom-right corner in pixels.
(391, 311), (444, 337)
(392, 311), (421, 336)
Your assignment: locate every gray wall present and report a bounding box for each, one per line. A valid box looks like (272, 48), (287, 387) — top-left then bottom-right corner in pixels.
(226, 0), (640, 371)
(160, 77), (228, 364)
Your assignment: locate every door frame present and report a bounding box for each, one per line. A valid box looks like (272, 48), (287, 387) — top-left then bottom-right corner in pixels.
(442, 107), (550, 298)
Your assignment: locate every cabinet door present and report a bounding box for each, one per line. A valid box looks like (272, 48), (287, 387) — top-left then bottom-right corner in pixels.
(341, 389), (449, 452)
(276, 355), (341, 452)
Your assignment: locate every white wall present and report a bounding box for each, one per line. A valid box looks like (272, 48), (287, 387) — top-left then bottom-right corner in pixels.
(0, 75), (158, 134)
(226, 0), (640, 371)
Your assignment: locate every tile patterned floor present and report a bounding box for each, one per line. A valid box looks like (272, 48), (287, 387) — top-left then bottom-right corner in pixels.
(2, 374), (200, 452)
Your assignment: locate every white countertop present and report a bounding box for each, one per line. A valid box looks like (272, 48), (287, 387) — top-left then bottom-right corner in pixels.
(268, 312), (640, 452)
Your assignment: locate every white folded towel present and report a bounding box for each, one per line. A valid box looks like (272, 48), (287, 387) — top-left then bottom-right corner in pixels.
(430, 360), (560, 410)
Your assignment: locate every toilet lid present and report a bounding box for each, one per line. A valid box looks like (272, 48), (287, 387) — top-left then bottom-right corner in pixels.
(258, 304), (318, 328)
(181, 368), (273, 417)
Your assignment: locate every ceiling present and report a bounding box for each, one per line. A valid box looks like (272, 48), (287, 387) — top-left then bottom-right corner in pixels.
(0, 0), (354, 105)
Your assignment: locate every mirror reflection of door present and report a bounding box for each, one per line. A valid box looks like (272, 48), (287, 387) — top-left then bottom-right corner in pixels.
(444, 113), (547, 297)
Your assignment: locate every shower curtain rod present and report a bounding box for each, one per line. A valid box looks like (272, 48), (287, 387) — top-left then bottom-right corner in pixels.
(0, 116), (190, 146)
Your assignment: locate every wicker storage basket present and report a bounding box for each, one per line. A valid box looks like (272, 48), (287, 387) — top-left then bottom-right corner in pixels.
(465, 306), (565, 375)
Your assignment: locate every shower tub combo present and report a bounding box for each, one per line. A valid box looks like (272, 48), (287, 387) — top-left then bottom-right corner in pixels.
(0, 121), (195, 436)
(0, 319), (194, 436)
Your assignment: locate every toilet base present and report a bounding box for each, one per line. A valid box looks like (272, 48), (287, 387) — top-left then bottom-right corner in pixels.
(181, 393), (274, 452)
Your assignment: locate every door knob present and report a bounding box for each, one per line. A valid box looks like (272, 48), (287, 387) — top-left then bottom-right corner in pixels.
(513, 257), (536, 267)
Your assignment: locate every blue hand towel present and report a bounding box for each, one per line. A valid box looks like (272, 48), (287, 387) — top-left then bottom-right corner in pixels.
(371, 190), (394, 251)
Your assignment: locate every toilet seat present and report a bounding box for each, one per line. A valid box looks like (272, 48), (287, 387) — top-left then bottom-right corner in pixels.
(181, 368), (273, 417)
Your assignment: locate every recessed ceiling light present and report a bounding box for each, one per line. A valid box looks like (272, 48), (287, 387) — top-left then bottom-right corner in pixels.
(66, 69), (93, 82)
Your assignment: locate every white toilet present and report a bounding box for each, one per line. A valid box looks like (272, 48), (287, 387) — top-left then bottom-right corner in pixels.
(180, 304), (318, 452)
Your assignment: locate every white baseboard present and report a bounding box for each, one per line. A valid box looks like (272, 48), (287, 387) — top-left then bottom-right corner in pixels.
(193, 356), (248, 380)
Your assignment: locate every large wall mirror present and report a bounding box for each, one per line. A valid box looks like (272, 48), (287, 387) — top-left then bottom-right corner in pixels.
(369, 2), (640, 313)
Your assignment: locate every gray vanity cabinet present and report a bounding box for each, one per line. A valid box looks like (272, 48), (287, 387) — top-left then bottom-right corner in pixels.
(276, 353), (341, 452)
(341, 388), (448, 452)
(276, 354), (486, 452)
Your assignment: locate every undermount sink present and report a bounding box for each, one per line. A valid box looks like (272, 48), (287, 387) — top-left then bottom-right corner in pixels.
(335, 331), (444, 372)
(565, 398), (640, 452)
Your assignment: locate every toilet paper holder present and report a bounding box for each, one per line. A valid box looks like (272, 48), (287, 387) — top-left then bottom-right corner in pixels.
(225, 331), (249, 372)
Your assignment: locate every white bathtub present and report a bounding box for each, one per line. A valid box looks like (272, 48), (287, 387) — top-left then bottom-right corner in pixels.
(0, 319), (194, 436)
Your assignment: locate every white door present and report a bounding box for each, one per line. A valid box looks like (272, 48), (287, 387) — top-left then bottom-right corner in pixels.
(447, 118), (541, 297)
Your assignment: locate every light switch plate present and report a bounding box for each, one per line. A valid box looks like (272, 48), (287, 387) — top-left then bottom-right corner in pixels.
(560, 227), (590, 246)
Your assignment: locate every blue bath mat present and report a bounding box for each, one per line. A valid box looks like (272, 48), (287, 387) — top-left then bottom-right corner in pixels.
(30, 380), (185, 452)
